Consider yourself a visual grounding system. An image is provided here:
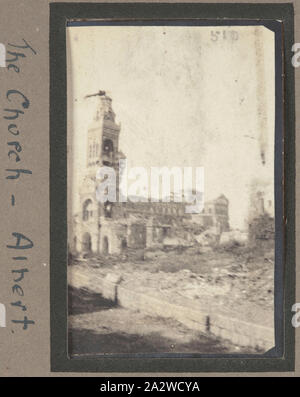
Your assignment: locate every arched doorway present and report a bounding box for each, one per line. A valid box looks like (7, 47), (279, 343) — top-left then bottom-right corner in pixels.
(103, 236), (109, 255)
(82, 232), (92, 253)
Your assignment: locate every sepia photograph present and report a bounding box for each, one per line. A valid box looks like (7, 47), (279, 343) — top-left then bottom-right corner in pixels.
(66, 23), (276, 356)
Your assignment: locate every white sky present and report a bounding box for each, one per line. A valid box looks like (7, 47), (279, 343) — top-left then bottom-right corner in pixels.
(67, 25), (275, 229)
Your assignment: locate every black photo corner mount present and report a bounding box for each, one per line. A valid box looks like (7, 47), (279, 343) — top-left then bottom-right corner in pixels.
(50, 3), (295, 372)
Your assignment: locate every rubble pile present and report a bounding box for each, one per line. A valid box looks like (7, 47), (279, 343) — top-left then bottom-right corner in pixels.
(71, 242), (274, 328)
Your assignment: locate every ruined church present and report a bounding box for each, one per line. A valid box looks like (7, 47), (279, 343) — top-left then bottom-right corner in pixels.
(72, 92), (229, 256)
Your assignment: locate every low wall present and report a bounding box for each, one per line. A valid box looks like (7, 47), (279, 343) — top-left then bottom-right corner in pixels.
(69, 265), (274, 352)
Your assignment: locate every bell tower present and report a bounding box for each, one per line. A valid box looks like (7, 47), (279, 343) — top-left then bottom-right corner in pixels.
(86, 91), (120, 174)
(77, 91), (121, 255)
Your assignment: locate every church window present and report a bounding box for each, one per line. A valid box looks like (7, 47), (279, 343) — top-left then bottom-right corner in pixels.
(104, 201), (112, 218)
(83, 199), (93, 221)
(103, 139), (114, 156)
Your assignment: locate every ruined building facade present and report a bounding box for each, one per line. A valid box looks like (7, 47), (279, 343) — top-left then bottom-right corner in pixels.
(248, 179), (275, 246)
(72, 94), (229, 256)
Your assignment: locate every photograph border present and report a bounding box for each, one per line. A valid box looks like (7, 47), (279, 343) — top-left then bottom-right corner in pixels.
(50, 2), (295, 372)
